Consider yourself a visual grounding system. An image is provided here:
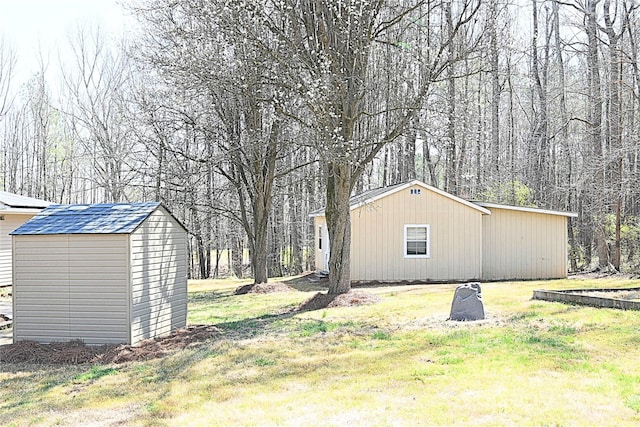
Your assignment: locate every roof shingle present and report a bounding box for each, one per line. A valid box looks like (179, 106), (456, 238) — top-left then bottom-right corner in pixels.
(10, 202), (161, 235)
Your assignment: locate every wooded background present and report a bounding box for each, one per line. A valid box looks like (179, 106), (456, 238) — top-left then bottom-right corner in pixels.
(0, 0), (638, 281)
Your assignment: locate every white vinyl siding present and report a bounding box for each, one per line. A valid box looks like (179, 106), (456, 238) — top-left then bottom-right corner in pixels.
(315, 181), (572, 282)
(0, 214), (35, 286)
(12, 234), (129, 344)
(404, 225), (430, 258)
(129, 209), (187, 344)
(482, 207), (569, 280)
(350, 184), (484, 282)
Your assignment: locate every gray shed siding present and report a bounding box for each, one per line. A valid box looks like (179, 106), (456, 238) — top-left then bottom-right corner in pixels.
(130, 209), (187, 343)
(11, 202), (187, 345)
(12, 234), (130, 344)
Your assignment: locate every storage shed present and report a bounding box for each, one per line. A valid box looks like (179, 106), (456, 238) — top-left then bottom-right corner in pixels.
(477, 202), (574, 281)
(312, 180), (577, 282)
(0, 191), (51, 287)
(11, 202), (188, 345)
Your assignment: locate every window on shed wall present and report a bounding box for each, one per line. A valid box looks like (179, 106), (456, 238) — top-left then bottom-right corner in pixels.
(318, 225), (323, 250)
(404, 224), (430, 258)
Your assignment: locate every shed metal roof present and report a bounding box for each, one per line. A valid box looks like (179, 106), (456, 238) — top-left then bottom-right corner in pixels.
(11, 202), (162, 235)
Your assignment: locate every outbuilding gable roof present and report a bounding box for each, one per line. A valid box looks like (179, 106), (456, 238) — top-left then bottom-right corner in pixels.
(347, 181), (408, 209)
(11, 202), (164, 235)
(310, 180), (579, 219)
(310, 180), (491, 217)
(0, 191), (52, 212)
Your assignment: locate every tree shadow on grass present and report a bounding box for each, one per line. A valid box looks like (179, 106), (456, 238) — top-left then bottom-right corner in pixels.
(214, 310), (299, 340)
(280, 273), (330, 292)
(189, 290), (236, 304)
(211, 289), (380, 340)
(1, 279), (381, 367)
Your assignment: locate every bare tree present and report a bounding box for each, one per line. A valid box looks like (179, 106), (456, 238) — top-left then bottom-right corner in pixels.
(133, 1), (301, 284)
(61, 26), (136, 203)
(602, 0), (634, 271)
(528, 0), (551, 201)
(236, 0), (484, 294)
(0, 37), (15, 118)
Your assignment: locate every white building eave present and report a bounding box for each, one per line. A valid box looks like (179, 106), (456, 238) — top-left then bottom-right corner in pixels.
(474, 202), (578, 218)
(0, 208), (46, 214)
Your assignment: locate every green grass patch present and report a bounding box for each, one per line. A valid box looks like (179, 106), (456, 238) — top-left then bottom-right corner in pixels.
(371, 330), (392, 340)
(299, 320), (333, 336)
(254, 357), (277, 367)
(73, 366), (118, 382)
(2, 278), (640, 425)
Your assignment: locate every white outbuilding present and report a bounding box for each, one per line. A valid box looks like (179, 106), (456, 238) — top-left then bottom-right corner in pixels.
(0, 191), (52, 287)
(10, 202), (188, 345)
(312, 180), (578, 282)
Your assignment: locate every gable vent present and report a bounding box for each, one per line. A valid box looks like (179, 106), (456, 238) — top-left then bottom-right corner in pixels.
(410, 188), (422, 195)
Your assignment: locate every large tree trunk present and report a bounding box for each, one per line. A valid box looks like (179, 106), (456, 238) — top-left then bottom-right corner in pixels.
(232, 114), (279, 286)
(325, 162), (352, 295)
(251, 121), (279, 283)
(252, 193), (270, 283)
(231, 228), (244, 279)
(288, 175), (303, 275)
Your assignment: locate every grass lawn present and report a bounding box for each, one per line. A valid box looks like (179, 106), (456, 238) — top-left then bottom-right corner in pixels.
(2, 276), (640, 426)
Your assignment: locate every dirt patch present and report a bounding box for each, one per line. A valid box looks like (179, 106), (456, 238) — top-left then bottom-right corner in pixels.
(405, 313), (508, 331)
(0, 324), (220, 365)
(297, 290), (381, 311)
(235, 282), (296, 295)
(282, 272), (330, 291)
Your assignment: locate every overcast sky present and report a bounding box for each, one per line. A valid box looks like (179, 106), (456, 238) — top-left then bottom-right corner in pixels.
(0, 0), (131, 86)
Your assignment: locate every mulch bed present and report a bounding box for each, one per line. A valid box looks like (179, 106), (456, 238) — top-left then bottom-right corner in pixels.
(0, 325), (221, 365)
(235, 282), (296, 295)
(297, 290), (381, 311)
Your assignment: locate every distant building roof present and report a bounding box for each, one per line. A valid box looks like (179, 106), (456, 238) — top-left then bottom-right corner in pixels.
(11, 202), (163, 235)
(0, 191), (52, 212)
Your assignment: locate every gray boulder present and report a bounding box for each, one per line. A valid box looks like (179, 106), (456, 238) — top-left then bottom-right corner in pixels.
(449, 282), (485, 321)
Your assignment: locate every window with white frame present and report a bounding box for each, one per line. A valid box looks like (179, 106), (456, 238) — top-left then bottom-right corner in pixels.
(404, 224), (430, 258)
